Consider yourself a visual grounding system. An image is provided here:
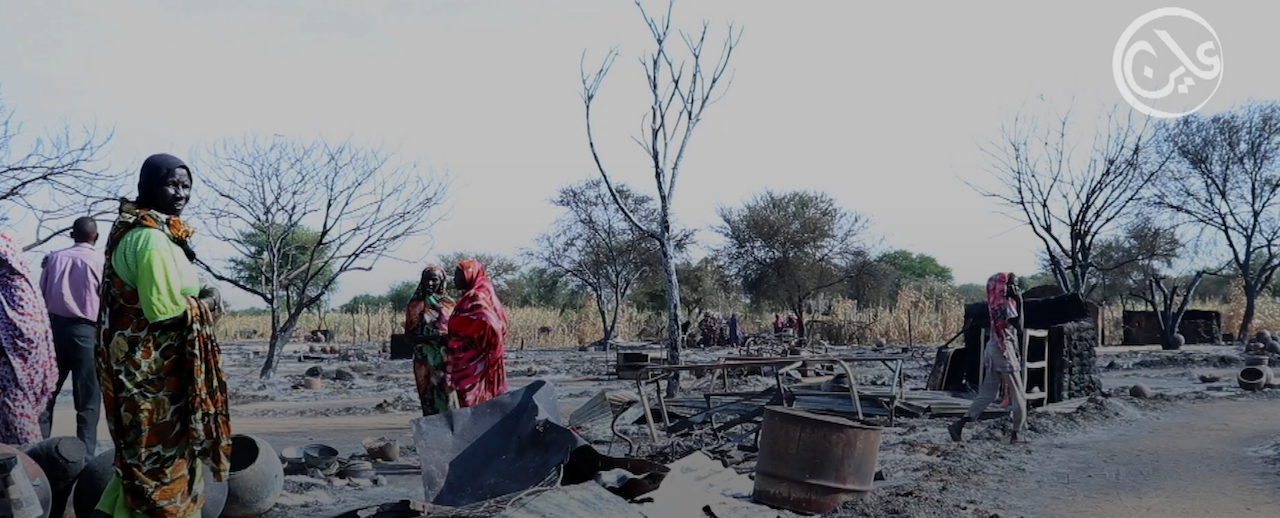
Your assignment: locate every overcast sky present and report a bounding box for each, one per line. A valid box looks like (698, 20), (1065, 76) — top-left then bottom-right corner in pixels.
(0, 1), (1272, 308)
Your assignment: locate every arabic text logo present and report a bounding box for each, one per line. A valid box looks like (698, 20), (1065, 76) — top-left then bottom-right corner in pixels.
(1112, 8), (1222, 118)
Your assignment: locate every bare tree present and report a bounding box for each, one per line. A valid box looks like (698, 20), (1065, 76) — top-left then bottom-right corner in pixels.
(975, 103), (1172, 295)
(193, 135), (448, 378)
(0, 90), (122, 251)
(1156, 101), (1280, 343)
(581, 0), (741, 396)
(529, 179), (683, 348)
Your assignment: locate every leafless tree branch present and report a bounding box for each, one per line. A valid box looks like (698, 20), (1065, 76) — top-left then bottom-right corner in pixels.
(192, 134), (450, 378)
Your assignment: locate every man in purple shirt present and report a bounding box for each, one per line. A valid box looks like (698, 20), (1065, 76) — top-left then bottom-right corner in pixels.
(37, 217), (103, 453)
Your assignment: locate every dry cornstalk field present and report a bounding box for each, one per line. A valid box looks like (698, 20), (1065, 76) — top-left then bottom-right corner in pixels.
(214, 280), (1280, 348)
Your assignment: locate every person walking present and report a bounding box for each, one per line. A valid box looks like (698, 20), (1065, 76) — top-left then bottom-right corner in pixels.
(38, 217), (104, 454)
(948, 272), (1028, 444)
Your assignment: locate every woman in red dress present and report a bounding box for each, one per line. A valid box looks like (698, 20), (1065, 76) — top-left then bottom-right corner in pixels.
(445, 259), (510, 407)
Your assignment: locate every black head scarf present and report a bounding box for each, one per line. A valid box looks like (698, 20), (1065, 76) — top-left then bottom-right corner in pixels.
(134, 153), (197, 261)
(136, 153), (190, 211)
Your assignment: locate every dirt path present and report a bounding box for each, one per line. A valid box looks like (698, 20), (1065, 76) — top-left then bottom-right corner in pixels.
(1009, 399), (1280, 517)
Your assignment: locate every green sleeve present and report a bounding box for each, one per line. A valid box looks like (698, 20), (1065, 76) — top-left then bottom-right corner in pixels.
(122, 229), (190, 323)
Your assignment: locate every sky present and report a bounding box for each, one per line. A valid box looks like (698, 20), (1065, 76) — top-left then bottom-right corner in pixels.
(0, 1), (1274, 308)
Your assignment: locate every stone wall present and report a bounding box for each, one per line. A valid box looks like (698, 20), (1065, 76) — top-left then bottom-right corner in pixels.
(1048, 320), (1103, 402)
(1121, 310), (1222, 345)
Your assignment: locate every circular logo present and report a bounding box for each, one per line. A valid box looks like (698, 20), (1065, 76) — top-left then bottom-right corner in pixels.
(1112, 8), (1223, 118)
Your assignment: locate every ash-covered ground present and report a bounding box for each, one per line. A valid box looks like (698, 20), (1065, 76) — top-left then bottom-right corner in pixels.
(55, 341), (1271, 517)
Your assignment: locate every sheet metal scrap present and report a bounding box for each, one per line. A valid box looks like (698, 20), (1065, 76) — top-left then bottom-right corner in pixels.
(411, 380), (587, 507)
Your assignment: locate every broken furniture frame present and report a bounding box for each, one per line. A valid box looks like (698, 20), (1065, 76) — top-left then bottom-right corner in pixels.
(631, 356), (906, 441)
(979, 327), (1049, 408)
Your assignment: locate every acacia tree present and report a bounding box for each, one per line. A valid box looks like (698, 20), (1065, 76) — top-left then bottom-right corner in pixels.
(529, 179), (669, 346)
(1089, 221), (1181, 308)
(0, 89), (122, 250)
(195, 135), (448, 378)
(1156, 101), (1280, 343)
(975, 103), (1172, 295)
(716, 190), (870, 339)
(581, 0), (741, 395)
(228, 223), (337, 316)
(631, 257), (739, 321)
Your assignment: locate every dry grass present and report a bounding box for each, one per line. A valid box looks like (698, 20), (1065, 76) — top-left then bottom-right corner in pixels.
(215, 279), (1280, 347)
(215, 302), (661, 348)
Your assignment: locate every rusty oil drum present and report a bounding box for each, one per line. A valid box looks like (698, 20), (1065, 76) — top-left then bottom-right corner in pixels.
(752, 405), (882, 514)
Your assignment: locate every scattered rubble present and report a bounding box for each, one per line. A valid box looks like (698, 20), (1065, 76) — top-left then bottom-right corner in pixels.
(186, 338), (1280, 518)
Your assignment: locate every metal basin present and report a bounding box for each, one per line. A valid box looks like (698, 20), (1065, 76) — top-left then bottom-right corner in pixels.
(752, 406), (882, 514)
(0, 445), (50, 518)
(302, 444), (339, 472)
(0, 444), (51, 518)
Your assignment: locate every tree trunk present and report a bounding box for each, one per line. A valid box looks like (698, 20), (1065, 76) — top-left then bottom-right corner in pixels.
(606, 287), (624, 349)
(660, 234), (682, 398)
(261, 306), (304, 379)
(594, 289), (610, 346)
(1239, 287), (1258, 345)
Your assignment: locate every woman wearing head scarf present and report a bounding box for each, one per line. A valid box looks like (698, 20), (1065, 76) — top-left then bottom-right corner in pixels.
(949, 272), (1027, 444)
(727, 314), (743, 348)
(0, 233), (57, 445)
(405, 265), (456, 415)
(94, 153), (231, 518)
(445, 259), (509, 407)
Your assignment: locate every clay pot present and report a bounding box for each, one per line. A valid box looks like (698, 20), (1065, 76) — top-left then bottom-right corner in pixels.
(302, 377), (322, 390)
(1238, 366), (1272, 391)
(23, 437), (87, 518)
(0, 444), (51, 517)
(1268, 341), (1280, 355)
(223, 434), (284, 518)
(1168, 333), (1186, 350)
(73, 449), (227, 518)
(874, 338), (887, 347)
(1257, 330), (1272, 343)
(362, 437), (400, 462)
(1245, 354), (1268, 367)
(1128, 383), (1153, 399)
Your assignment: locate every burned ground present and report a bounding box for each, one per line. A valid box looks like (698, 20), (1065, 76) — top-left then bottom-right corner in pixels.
(45, 341), (1280, 517)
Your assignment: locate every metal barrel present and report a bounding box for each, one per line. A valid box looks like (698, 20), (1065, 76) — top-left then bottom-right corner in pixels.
(752, 405), (882, 514)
